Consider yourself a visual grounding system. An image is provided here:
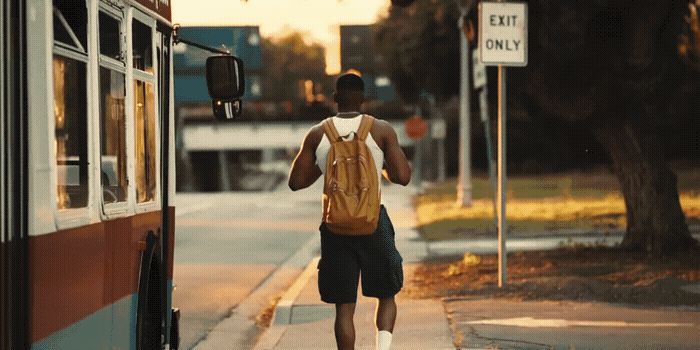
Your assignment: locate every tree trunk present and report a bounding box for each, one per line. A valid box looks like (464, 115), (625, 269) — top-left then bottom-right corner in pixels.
(593, 121), (696, 255)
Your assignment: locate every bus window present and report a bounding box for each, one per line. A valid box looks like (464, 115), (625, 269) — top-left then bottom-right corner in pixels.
(99, 11), (121, 61)
(99, 10), (127, 205)
(53, 0), (87, 52)
(53, 0), (88, 209)
(132, 20), (152, 73)
(134, 80), (156, 203)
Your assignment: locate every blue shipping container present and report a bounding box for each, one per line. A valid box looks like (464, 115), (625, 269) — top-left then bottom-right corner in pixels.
(174, 26), (263, 103)
(174, 26), (262, 71)
(175, 73), (262, 102)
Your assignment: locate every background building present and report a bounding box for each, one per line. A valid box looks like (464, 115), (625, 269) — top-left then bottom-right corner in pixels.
(173, 25), (426, 192)
(340, 25), (397, 102)
(174, 26), (263, 109)
(174, 26), (267, 191)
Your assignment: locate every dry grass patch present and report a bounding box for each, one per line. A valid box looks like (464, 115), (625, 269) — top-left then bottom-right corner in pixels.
(416, 172), (700, 241)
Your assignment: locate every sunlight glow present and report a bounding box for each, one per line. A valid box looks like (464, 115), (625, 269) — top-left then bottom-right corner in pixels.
(171, 0), (391, 74)
(415, 193), (700, 228)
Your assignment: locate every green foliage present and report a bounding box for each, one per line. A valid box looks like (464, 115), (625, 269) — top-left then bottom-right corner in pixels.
(260, 32), (328, 101)
(379, 0), (697, 123)
(375, 0), (462, 102)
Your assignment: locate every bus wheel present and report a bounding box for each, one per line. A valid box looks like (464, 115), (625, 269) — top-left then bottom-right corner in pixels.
(136, 233), (163, 350)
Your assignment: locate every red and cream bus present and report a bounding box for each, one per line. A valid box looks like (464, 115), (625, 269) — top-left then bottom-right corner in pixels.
(1, 0), (243, 349)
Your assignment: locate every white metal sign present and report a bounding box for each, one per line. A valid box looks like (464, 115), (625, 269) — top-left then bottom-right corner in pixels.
(479, 2), (528, 66)
(431, 118), (446, 139)
(472, 48), (487, 89)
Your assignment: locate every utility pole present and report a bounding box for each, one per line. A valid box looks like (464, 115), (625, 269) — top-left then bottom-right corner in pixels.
(456, 7), (473, 207)
(473, 47), (497, 223)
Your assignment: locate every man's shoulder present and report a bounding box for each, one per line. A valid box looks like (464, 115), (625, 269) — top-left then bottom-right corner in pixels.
(305, 122), (326, 147)
(367, 117), (395, 137)
(364, 115), (391, 129)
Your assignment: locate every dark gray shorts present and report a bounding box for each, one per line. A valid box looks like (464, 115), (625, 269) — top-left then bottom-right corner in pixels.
(317, 205), (404, 304)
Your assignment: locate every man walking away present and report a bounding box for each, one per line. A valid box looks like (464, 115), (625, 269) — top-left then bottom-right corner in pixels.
(288, 73), (411, 350)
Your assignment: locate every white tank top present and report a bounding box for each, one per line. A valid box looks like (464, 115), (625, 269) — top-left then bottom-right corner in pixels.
(315, 115), (384, 194)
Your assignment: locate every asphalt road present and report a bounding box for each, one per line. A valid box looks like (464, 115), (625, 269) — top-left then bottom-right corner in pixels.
(173, 183), (323, 349)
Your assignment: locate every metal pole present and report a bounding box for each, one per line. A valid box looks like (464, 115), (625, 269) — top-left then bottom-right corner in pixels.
(413, 137), (423, 189)
(173, 24), (231, 55)
(435, 116), (446, 182)
(480, 87), (498, 223)
(219, 151), (232, 191)
(427, 94), (446, 182)
(497, 65), (507, 288)
(457, 10), (472, 207)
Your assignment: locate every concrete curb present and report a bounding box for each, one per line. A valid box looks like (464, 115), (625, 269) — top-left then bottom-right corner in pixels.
(252, 257), (320, 350)
(272, 256), (320, 325)
(193, 234), (320, 350)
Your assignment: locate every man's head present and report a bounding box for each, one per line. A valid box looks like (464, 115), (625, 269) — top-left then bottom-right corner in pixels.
(334, 73), (365, 111)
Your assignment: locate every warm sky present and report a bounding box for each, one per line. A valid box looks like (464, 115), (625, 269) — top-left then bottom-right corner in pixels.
(171, 0), (391, 74)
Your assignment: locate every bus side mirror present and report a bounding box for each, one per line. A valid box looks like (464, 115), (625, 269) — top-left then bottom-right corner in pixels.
(206, 55), (245, 120)
(212, 99), (242, 120)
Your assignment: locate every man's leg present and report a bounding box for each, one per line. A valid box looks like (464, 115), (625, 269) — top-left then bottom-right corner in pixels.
(335, 303), (357, 350)
(375, 297), (396, 350)
(362, 207), (402, 350)
(375, 297), (397, 332)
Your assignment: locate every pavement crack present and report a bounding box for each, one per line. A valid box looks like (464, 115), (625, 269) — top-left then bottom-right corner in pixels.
(462, 325), (554, 350)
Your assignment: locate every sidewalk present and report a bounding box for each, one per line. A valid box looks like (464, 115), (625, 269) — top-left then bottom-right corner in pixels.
(252, 184), (455, 350)
(250, 182), (700, 350)
(445, 299), (700, 349)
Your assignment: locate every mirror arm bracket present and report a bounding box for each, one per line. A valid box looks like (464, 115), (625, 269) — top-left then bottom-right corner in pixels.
(172, 24), (231, 55)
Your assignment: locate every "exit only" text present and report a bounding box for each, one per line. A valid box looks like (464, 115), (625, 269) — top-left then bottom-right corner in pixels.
(486, 14), (521, 52)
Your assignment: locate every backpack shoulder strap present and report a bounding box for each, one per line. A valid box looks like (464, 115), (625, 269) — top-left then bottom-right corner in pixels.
(356, 115), (375, 141)
(321, 118), (342, 144)
(357, 114), (374, 141)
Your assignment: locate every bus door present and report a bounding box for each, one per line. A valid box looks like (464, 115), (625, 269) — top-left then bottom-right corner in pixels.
(155, 24), (176, 346)
(1, 0), (29, 348)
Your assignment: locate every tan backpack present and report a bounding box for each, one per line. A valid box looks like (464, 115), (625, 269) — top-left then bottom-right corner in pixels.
(321, 115), (380, 235)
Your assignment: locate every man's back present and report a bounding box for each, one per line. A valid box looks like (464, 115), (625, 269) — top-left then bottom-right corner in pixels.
(287, 73), (410, 350)
(289, 114), (411, 192)
(315, 114), (385, 192)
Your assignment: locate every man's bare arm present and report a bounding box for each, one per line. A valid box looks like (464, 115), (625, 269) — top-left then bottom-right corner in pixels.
(379, 121), (411, 186)
(288, 127), (323, 191)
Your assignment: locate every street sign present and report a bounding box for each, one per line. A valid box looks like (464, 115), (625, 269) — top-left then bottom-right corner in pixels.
(479, 2), (528, 66)
(405, 116), (428, 140)
(472, 48), (487, 89)
(431, 118), (446, 139)
(479, 1), (525, 288)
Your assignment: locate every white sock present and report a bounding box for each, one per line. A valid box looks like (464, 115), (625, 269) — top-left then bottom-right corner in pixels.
(376, 330), (393, 350)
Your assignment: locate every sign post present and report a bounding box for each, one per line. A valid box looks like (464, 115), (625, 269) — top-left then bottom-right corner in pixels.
(479, 1), (528, 288)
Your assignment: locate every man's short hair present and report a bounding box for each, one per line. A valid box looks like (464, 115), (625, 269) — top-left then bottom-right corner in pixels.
(336, 73), (365, 93)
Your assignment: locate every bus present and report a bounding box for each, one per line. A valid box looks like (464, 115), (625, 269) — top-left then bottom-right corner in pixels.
(1, 0), (243, 349)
